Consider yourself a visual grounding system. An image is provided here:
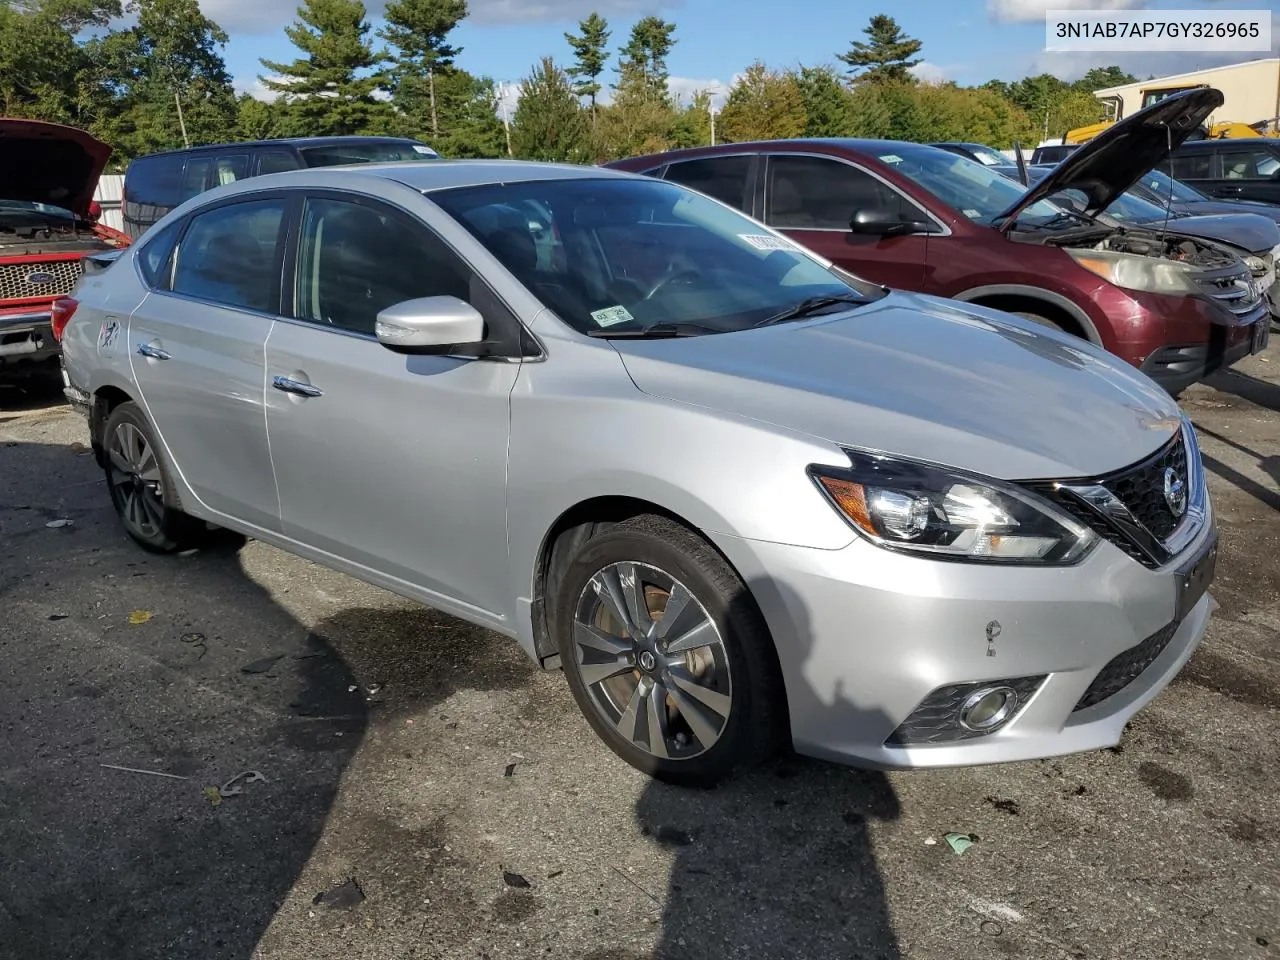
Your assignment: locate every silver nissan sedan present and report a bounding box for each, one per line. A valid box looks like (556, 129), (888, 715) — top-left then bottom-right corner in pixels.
(56, 160), (1217, 786)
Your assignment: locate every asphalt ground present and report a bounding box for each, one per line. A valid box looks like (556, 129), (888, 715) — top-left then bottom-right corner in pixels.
(0, 351), (1277, 960)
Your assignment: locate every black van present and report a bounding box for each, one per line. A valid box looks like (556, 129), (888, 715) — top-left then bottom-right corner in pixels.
(122, 136), (440, 237)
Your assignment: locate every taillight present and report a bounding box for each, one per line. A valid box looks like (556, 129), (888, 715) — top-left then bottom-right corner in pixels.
(51, 297), (78, 342)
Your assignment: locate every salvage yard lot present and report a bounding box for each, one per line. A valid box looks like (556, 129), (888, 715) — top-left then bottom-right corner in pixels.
(1, 355), (1278, 960)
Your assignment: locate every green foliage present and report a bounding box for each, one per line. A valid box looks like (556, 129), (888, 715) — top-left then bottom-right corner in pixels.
(511, 57), (585, 162)
(1075, 66), (1137, 93)
(380, 0), (467, 136)
(838, 14), (923, 85)
(259, 0), (392, 136)
(429, 68), (507, 157)
(719, 62), (806, 143)
(616, 15), (676, 102)
(671, 89), (712, 148)
(793, 65), (855, 137)
(565, 12), (609, 110)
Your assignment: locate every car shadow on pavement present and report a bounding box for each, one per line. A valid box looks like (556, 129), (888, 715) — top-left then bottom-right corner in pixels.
(0, 366), (65, 416)
(633, 577), (903, 960)
(1203, 367), (1280, 414)
(1194, 423), (1280, 504)
(0, 439), (368, 960)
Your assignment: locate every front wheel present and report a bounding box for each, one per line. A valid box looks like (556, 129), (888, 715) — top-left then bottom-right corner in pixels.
(551, 515), (786, 786)
(102, 402), (205, 553)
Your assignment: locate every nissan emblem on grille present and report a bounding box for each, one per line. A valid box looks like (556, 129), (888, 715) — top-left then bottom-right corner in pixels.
(1163, 467), (1187, 519)
(25, 271), (55, 286)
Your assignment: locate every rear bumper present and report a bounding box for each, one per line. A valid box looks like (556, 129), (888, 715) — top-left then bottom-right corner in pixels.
(0, 310), (58, 367)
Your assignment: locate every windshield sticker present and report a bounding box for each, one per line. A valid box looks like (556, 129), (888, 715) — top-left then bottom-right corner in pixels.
(963, 209), (982, 219)
(739, 233), (796, 251)
(591, 305), (634, 327)
(412, 145), (438, 155)
(879, 154), (903, 164)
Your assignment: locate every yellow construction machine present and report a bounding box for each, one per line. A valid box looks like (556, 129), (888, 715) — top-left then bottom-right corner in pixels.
(1062, 83), (1274, 145)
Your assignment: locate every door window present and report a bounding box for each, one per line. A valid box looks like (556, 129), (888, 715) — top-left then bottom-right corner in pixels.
(662, 156), (753, 210)
(258, 151), (301, 175)
(293, 196), (473, 336)
(766, 155), (915, 230)
(138, 220), (183, 289)
(1167, 153), (1211, 179)
(170, 199), (287, 313)
(126, 155), (183, 207)
(213, 154), (249, 185)
(1217, 148), (1280, 179)
(179, 157), (213, 201)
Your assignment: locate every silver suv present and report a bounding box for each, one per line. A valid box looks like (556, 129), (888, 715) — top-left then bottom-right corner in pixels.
(57, 160), (1217, 785)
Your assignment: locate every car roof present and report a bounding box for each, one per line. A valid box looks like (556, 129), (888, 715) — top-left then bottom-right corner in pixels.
(612, 138), (956, 167)
(1176, 137), (1280, 151)
(130, 136), (428, 161)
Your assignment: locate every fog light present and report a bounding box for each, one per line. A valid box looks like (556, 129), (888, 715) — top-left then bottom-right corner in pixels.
(959, 686), (1018, 732)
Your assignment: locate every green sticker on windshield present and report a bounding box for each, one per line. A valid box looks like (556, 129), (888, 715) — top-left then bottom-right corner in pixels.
(591, 305), (634, 327)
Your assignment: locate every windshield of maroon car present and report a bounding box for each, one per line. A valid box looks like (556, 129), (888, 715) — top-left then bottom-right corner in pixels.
(432, 177), (881, 336)
(874, 144), (1064, 226)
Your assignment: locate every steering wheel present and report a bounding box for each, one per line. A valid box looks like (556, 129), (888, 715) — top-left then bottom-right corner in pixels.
(643, 266), (701, 301)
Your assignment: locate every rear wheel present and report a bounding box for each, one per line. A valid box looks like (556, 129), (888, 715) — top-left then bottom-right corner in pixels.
(551, 515), (786, 786)
(1013, 310), (1069, 334)
(102, 402), (204, 553)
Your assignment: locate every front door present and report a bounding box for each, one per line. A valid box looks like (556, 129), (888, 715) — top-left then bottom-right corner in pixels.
(128, 195), (288, 530)
(263, 193), (517, 615)
(760, 154), (931, 291)
(1206, 144), (1280, 204)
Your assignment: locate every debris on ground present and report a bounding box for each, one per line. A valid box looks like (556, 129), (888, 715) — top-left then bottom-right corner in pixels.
(985, 797), (1020, 816)
(980, 919), (1004, 937)
(45, 519), (73, 529)
(924, 836), (937, 845)
(945, 832), (979, 855)
(127, 609), (152, 625)
(99, 763), (189, 780)
(218, 770), (267, 797)
(241, 654), (283, 674)
(181, 632), (208, 659)
(203, 786), (222, 807)
(547, 870), (563, 879)
(313, 878), (365, 909)
(503, 763), (517, 777)
(502, 871), (532, 888)
(48, 613), (69, 621)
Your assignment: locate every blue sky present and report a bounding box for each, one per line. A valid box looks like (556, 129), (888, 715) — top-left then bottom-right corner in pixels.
(210, 0), (1280, 106)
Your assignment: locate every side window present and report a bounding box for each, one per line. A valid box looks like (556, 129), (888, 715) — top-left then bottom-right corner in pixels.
(127, 155), (183, 207)
(1168, 152), (1211, 179)
(213, 154), (249, 185)
(179, 157), (213, 201)
(1218, 148), (1280, 179)
(766, 155), (914, 230)
(258, 151), (301, 175)
(294, 196), (472, 336)
(170, 199), (287, 313)
(138, 220), (183, 289)
(662, 156), (753, 210)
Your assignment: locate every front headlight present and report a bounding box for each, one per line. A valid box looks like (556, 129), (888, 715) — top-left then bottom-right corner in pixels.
(811, 450), (1097, 564)
(1068, 248), (1198, 296)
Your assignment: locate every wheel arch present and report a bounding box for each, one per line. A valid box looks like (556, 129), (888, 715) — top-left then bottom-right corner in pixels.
(953, 285), (1104, 346)
(89, 382), (137, 468)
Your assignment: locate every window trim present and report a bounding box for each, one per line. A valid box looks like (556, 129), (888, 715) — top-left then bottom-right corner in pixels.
(761, 151), (950, 237)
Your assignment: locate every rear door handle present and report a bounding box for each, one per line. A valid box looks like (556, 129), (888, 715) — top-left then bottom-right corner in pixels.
(272, 375), (323, 398)
(136, 342), (171, 360)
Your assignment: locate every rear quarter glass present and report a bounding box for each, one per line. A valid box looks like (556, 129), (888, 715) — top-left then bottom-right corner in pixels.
(126, 155), (183, 207)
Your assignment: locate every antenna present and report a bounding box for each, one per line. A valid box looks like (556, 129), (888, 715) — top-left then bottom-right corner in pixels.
(1159, 122), (1174, 240)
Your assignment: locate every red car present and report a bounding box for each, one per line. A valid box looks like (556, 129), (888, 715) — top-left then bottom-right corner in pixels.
(607, 89), (1269, 395)
(0, 119), (130, 378)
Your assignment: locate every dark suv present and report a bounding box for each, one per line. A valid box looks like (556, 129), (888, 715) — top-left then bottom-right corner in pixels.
(1162, 138), (1280, 205)
(607, 90), (1270, 394)
(122, 136), (439, 237)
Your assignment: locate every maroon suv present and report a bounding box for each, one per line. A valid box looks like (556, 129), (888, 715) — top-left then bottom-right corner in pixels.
(607, 89), (1269, 394)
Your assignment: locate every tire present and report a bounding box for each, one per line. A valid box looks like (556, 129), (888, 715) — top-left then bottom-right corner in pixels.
(550, 514), (786, 787)
(1014, 310), (1069, 334)
(102, 401), (205, 553)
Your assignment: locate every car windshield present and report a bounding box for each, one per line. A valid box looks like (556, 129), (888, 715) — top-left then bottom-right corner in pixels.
(1047, 188), (1170, 223)
(874, 144), (1063, 227)
(0, 198), (78, 225)
(300, 142), (438, 167)
(966, 145), (1008, 166)
(1136, 169), (1208, 203)
(432, 176), (883, 337)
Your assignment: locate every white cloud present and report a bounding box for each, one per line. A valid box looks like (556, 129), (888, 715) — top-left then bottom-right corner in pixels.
(667, 75), (733, 110)
(234, 75), (286, 102)
(988, 0), (1143, 22)
(910, 61), (948, 84)
(494, 80), (522, 120)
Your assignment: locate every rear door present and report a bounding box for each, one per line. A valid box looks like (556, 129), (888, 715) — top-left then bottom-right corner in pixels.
(128, 194), (288, 531)
(760, 153), (931, 291)
(1204, 144), (1280, 204)
(661, 155), (759, 215)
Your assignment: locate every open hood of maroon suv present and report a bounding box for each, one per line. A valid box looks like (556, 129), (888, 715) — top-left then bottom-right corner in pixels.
(993, 88), (1224, 233)
(0, 118), (112, 217)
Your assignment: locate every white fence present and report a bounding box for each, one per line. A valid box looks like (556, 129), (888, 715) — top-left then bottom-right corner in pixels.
(93, 174), (124, 233)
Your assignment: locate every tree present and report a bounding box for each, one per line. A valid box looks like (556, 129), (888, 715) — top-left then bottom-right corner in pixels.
(616, 15), (676, 101)
(671, 88), (712, 147)
(1074, 65), (1136, 94)
(259, 0), (391, 137)
(1007, 73), (1103, 139)
(380, 0), (467, 138)
(236, 93), (285, 140)
(430, 67), (506, 157)
(793, 65), (854, 137)
(0, 1), (98, 124)
(510, 57), (585, 161)
(718, 62), (805, 143)
(565, 11), (610, 116)
(837, 14), (922, 85)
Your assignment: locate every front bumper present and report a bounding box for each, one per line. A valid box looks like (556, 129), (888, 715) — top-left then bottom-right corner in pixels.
(717, 509), (1215, 770)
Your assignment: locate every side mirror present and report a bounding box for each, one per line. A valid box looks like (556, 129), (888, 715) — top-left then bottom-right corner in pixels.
(375, 296), (485, 354)
(849, 208), (929, 237)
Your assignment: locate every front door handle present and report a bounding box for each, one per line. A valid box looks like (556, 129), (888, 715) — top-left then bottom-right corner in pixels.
(272, 375), (323, 398)
(136, 342), (171, 360)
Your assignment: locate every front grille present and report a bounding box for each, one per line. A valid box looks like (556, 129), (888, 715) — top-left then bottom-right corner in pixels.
(1074, 621), (1178, 712)
(0, 259), (83, 302)
(1196, 267), (1263, 317)
(1031, 432), (1188, 568)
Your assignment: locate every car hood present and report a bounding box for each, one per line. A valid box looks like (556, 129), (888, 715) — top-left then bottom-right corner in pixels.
(0, 118), (112, 217)
(611, 292), (1182, 481)
(995, 88), (1224, 232)
(1140, 211), (1280, 255)
(1182, 197), (1280, 225)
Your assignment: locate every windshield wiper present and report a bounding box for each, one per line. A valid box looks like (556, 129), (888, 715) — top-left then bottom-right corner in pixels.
(754, 294), (865, 328)
(586, 321), (718, 339)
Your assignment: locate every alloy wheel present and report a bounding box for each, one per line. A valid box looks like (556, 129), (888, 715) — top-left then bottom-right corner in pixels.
(107, 421), (166, 540)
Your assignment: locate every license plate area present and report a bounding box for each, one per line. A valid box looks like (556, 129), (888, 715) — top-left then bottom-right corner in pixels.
(1175, 532), (1218, 623)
